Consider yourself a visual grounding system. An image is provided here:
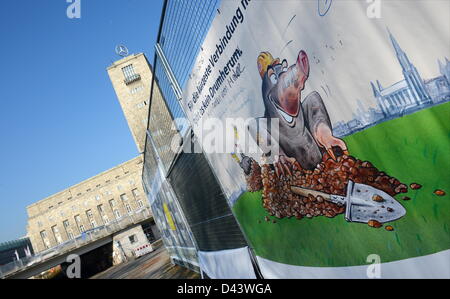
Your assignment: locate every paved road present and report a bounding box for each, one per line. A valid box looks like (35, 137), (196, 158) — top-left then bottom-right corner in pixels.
(90, 242), (200, 279)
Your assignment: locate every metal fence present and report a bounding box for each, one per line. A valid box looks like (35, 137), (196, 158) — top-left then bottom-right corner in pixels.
(142, 0), (252, 274)
(153, 0), (220, 120)
(143, 0), (221, 176)
(141, 0), (222, 272)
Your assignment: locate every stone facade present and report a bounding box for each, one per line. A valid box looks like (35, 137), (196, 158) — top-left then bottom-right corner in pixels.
(26, 156), (149, 253)
(107, 53), (152, 154)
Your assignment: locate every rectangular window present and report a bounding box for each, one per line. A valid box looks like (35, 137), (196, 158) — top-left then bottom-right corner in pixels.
(122, 64), (136, 80)
(86, 210), (96, 228)
(52, 225), (62, 244)
(128, 235), (137, 244)
(63, 220), (74, 240)
(132, 188), (139, 197)
(109, 199), (116, 208)
(137, 200), (144, 209)
(97, 204), (108, 224)
(74, 215), (85, 233)
(130, 85), (143, 94)
(97, 204), (104, 215)
(114, 209), (121, 219)
(125, 203), (132, 214)
(75, 215), (81, 223)
(120, 194), (128, 201)
(40, 230), (50, 249)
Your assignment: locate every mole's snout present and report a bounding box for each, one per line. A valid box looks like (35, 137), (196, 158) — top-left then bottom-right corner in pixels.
(297, 50), (310, 79)
(276, 50), (310, 117)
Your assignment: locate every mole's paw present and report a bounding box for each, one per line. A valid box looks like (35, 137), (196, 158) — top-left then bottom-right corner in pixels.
(274, 155), (296, 178)
(315, 125), (348, 161)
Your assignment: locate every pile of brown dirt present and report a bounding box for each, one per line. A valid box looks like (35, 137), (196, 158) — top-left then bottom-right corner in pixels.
(260, 152), (408, 220)
(245, 158), (263, 192)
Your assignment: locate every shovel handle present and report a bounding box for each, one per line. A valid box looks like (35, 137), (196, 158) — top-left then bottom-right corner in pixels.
(291, 185), (332, 201)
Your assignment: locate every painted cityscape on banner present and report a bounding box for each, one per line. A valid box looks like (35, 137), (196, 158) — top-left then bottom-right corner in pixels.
(333, 31), (450, 137)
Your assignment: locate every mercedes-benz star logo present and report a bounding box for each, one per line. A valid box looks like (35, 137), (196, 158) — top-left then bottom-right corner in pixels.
(115, 45), (129, 57)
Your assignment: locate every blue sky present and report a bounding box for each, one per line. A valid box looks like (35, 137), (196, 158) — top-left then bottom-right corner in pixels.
(0, 0), (164, 243)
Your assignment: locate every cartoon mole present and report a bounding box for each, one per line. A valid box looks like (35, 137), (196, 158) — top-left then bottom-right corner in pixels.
(256, 51), (348, 175)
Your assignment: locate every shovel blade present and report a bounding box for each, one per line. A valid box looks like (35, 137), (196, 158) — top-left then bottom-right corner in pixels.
(345, 181), (406, 224)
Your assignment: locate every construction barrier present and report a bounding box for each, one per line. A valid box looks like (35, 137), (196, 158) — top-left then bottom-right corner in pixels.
(143, 0), (450, 279)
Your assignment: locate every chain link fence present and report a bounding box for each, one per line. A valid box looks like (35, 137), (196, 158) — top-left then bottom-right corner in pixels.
(142, 0), (251, 273)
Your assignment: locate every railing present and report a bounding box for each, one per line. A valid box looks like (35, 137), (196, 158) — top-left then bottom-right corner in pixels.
(0, 208), (152, 279)
(124, 73), (141, 85)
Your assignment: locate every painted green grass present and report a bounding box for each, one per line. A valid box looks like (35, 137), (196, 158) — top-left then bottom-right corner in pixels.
(233, 102), (450, 267)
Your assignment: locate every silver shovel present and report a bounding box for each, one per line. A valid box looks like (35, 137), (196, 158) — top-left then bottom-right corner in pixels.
(291, 180), (406, 223)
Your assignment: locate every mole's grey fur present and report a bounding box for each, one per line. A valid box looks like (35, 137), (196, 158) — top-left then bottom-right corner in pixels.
(261, 63), (332, 170)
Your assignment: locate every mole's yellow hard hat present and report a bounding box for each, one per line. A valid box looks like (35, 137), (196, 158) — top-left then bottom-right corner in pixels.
(257, 52), (280, 78)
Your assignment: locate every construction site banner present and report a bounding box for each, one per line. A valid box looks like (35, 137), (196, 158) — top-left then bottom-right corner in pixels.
(180, 0), (450, 278)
